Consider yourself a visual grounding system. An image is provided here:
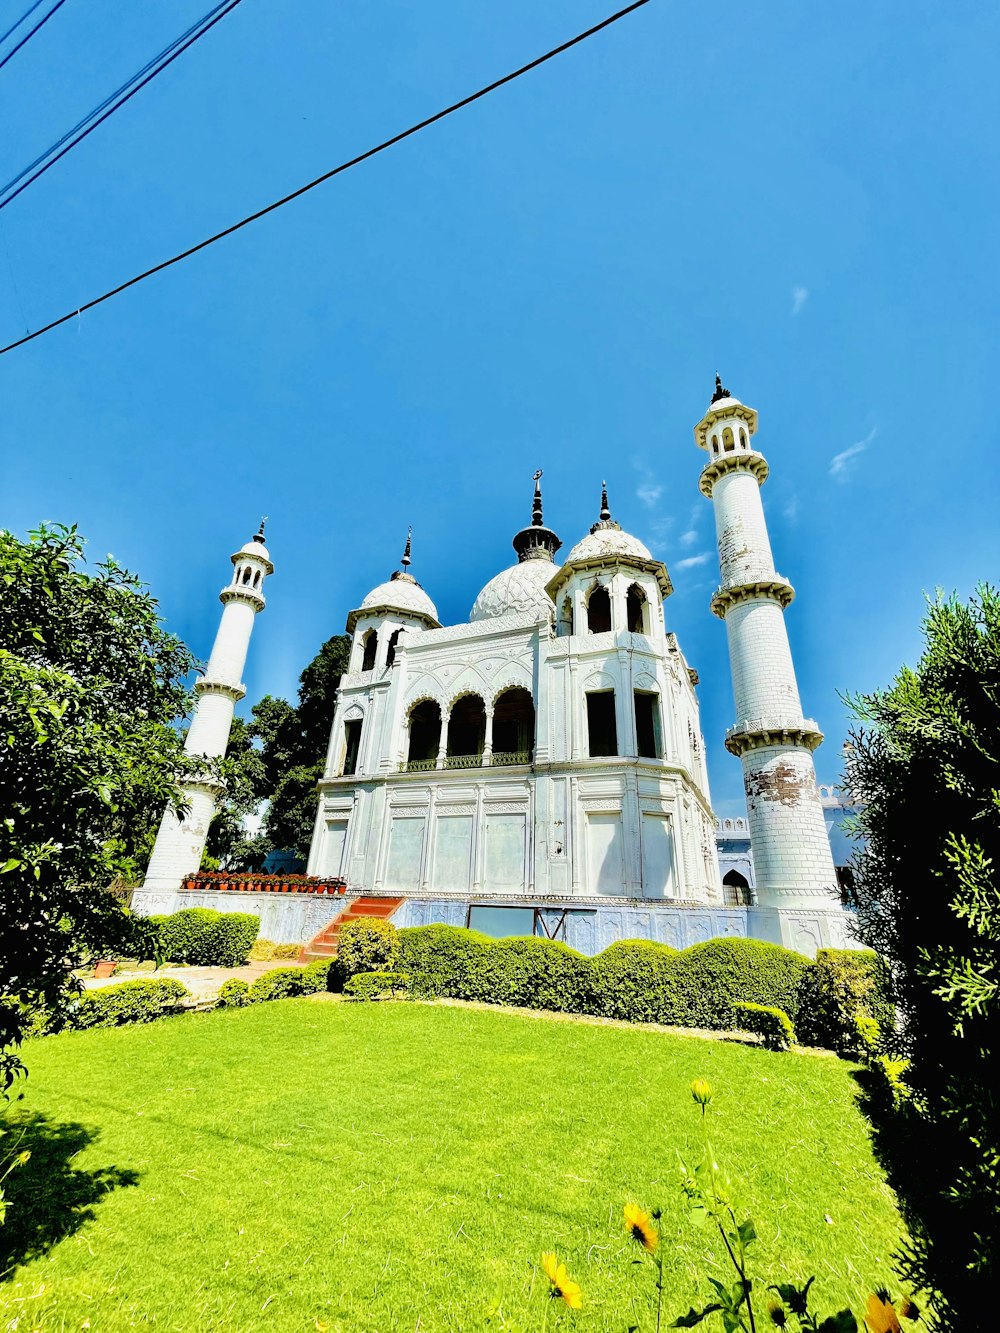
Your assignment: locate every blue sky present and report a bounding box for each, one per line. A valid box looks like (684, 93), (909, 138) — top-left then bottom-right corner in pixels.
(2, 1), (997, 815)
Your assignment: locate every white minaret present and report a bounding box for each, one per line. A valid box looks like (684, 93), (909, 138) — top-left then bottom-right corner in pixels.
(142, 521), (273, 894)
(695, 378), (847, 949)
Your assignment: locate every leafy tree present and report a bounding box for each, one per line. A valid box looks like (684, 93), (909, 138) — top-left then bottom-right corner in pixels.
(203, 717), (268, 870)
(845, 586), (999, 1328)
(0, 525), (198, 1088)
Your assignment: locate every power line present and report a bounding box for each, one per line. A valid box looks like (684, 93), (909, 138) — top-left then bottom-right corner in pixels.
(0, 0), (651, 359)
(0, 0), (247, 213)
(0, 0), (69, 73)
(0, 0), (49, 48)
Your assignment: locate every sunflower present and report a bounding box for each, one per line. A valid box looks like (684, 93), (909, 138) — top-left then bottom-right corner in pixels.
(623, 1203), (658, 1253)
(540, 1251), (583, 1310)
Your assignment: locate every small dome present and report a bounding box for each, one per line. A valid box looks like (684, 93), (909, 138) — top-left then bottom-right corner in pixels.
(238, 539), (270, 561)
(565, 527), (653, 565)
(470, 560), (555, 622)
(360, 573), (438, 623)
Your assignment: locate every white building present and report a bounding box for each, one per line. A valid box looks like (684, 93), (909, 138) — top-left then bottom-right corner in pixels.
(306, 477), (723, 911)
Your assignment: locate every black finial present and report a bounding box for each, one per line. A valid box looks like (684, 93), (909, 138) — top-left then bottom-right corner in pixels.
(401, 526), (412, 571)
(599, 480), (611, 522)
(531, 469), (543, 527)
(253, 515), (267, 544)
(711, 373), (731, 404)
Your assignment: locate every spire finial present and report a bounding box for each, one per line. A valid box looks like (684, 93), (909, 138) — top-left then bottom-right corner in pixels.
(253, 515), (267, 544)
(711, 373), (731, 404)
(599, 480), (611, 522)
(401, 526), (412, 571)
(531, 469), (543, 527)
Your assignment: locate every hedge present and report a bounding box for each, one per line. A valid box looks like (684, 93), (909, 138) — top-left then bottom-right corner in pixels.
(69, 979), (189, 1030)
(247, 967), (308, 1003)
(344, 971), (409, 1001)
(397, 926), (812, 1035)
(733, 1001), (795, 1051)
(152, 908), (259, 967)
(795, 949), (895, 1055)
(337, 919), (400, 980)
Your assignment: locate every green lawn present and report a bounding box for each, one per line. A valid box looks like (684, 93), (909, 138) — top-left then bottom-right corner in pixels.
(1, 1000), (903, 1331)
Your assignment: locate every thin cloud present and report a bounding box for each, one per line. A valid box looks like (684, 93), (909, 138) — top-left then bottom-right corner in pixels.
(830, 426), (877, 481)
(783, 496), (800, 523)
(679, 528), (698, 547)
(791, 286), (809, 316)
(636, 480), (662, 508)
(675, 551), (712, 571)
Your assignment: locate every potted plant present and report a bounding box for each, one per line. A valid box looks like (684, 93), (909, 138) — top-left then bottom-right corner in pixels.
(93, 959), (118, 979)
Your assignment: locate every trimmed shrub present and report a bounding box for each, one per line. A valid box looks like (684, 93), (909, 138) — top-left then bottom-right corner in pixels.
(154, 908), (260, 967)
(337, 918), (400, 980)
(69, 979), (188, 1030)
(217, 978), (250, 1008)
(594, 940), (680, 1024)
(397, 925), (493, 999)
(672, 938), (811, 1031)
(247, 967), (307, 1003)
(484, 938), (594, 1013)
(302, 958), (336, 993)
(733, 1001), (795, 1051)
(796, 949), (895, 1055)
(344, 970), (409, 1001)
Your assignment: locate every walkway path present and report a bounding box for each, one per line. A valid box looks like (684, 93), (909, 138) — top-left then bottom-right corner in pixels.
(82, 959), (308, 1002)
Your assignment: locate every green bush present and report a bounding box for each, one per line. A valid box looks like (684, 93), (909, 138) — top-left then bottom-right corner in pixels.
(153, 908), (259, 967)
(302, 959), (335, 993)
(337, 918), (400, 980)
(397, 925), (493, 998)
(795, 949), (895, 1055)
(594, 940), (679, 1024)
(247, 967), (307, 1003)
(344, 970), (409, 1001)
(217, 978), (250, 1008)
(484, 938), (594, 1012)
(671, 938), (811, 1031)
(733, 1001), (795, 1051)
(68, 979), (188, 1030)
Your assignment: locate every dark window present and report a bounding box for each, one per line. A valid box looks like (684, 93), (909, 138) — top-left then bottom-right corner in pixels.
(836, 864), (857, 907)
(587, 585), (612, 634)
(492, 687), (535, 760)
(385, 629), (401, 668)
(407, 700), (441, 766)
(634, 692), (661, 759)
(586, 690), (618, 757)
(447, 694), (486, 760)
(559, 597), (574, 637)
(468, 905), (535, 938)
(722, 869), (750, 906)
(626, 583), (647, 634)
(361, 630), (377, 672)
(342, 719), (362, 775)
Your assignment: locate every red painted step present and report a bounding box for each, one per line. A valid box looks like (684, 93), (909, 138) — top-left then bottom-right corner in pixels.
(298, 896), (405, 963)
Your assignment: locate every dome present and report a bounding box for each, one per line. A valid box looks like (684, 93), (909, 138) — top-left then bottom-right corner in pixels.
(360, 573), (438, 623)
(238, 538), (270, 562)
(565, 527), (653, 565)
(470, 559), (555, 622)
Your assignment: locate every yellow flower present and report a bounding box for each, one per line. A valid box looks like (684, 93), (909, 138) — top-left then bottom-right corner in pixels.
(864, 1294), (902, 1333)
(623, 1203), (658, 1253)
(691, 1078), (713, 1106)
(540, 1251), (583, 1310)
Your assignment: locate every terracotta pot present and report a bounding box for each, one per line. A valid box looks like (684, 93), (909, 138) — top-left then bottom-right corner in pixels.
(93, 960), (117, 979)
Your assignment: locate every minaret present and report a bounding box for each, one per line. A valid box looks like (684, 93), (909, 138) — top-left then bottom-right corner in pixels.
(695, 379), (843, 942)
(142, 521), (274, 894)
(511, 469), (562, 563)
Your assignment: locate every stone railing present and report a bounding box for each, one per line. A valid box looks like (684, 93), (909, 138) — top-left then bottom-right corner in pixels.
(491, 750), (531, 767)
(445, 754), (482, 769)
(404, 758), (437, 772)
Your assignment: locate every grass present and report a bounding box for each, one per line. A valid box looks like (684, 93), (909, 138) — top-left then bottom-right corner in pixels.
(1, 1000), (904, 1332)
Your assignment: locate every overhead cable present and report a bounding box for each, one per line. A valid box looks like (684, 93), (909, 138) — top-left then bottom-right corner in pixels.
(0, 0), (247, 212)
(0, 0), (651, 359)
(0, 0), (49, 48)
(0, 0), (69, 73)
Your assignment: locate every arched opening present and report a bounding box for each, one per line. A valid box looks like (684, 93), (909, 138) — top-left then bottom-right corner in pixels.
(491, 687), (535, 765)
(342, 716), (363, 775)
(406, 699), (441, 771)
(626, 583), (649, 634)
(739, 427), (748, 449)
(711, 434), (719, 454)
(446, 694), (486, 767)
(722, 869), (750, 906)
(586, 584), (612, 634)
(242, 566), (252, 584)
(723, 427), (735, 453)
(558, 597), (574, 638)
(385, 629), (402, 668)
(633, 691), (662, 758)
(361, 629), (377, 672)
(253, 569), (261, 588)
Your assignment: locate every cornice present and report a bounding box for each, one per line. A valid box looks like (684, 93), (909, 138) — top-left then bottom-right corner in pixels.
(219, 586), (265, 611)
(194, 678), (246, 702)
(724, 718), (824, 757)
(699, 451), (768, 498)
(710, 577), (794, 619)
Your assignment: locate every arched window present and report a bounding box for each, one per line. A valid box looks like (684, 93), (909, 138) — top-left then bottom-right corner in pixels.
(361, 629), (377, 672)
(739, 427), (748, 449)
(626, 583), (648, 634)
(723, 869), (750, 906)
(385, 629), (402, 668)
(559, 597), (574, 638)
(722, 427), (735, 453)
(406, 699), (441, 770)
(446, 695), (486, 766)
(491, 687), (535, 765)
(587, 584), (612, 634)
(711, 434), (719, 454)
(253, 570), (261, 588)
(244, 566), (253, 584)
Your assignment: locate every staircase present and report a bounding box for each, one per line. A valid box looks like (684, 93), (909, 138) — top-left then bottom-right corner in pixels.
(298, 896), (405, 963)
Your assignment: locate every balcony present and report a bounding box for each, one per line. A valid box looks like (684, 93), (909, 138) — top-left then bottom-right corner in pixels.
(400, 750), (532, 773)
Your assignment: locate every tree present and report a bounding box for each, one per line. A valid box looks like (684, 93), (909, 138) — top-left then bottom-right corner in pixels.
(846, 586), (999, 1328)
(202, 717), (268, 870)
(0, 525), (199, 1087)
